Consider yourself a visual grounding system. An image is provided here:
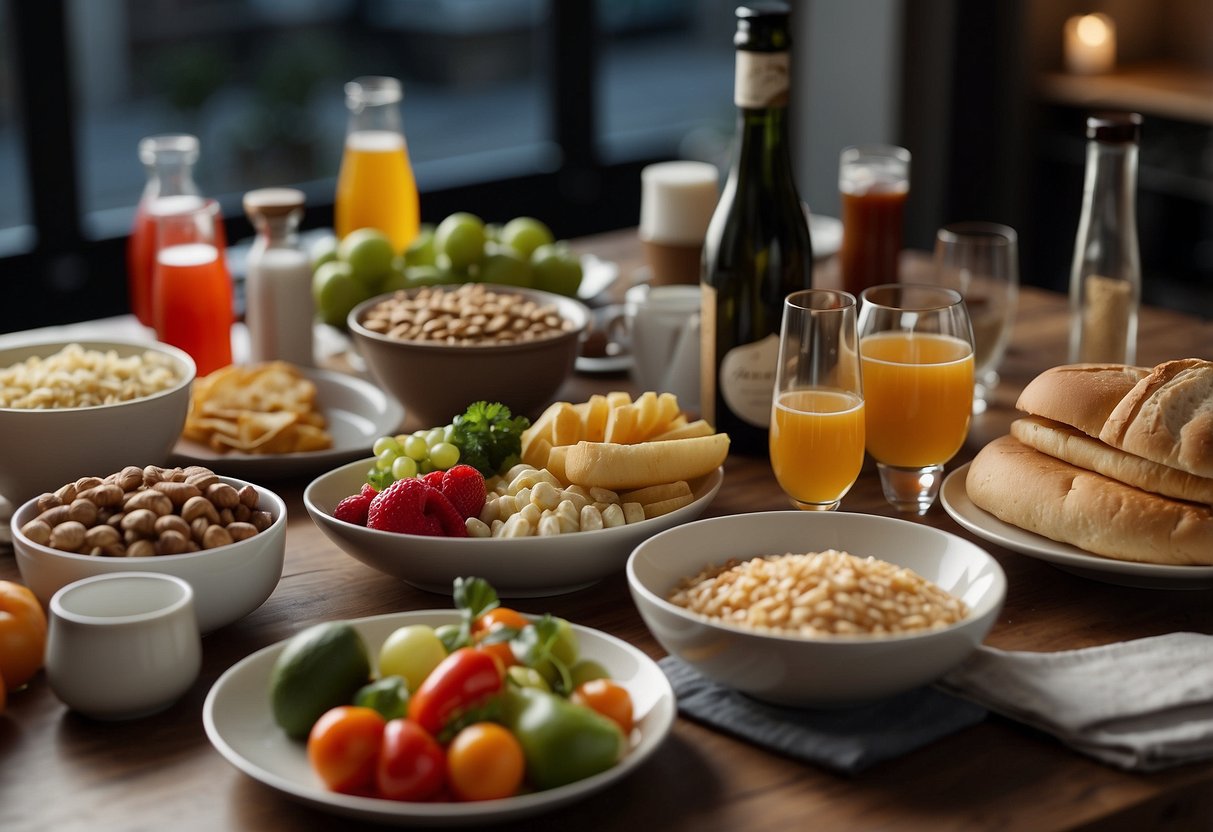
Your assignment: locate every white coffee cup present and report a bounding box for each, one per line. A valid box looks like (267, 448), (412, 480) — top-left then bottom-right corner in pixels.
(628, 284), (701, 407)
(639, 161), (719, 285)
(46, 572), (201, 721)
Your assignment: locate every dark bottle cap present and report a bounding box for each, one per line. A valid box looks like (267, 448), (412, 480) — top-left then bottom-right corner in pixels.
(735, 2), (791, 52)
(1086, 112), (1142, 144)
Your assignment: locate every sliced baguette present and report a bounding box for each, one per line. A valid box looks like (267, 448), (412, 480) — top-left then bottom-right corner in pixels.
(966, 435), (1213, 566)
(1015, 363), (1148, 437)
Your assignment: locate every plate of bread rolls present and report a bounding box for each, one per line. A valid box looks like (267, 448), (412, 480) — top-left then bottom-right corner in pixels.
(942, 359), (1213, 589)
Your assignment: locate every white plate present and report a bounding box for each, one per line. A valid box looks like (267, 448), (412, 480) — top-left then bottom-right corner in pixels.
(304, 462), (724, 597)
(809, 213), (843, 259)
(941, 464), (1213, 590)
(170, 367), (404, 479)
(202, 610), (675, 826)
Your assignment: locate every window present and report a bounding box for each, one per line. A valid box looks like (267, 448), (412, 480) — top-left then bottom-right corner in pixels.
(2, 0), (737, 333)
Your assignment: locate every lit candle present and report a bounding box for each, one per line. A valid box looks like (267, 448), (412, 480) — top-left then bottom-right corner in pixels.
(1064, 14), (1116, 75)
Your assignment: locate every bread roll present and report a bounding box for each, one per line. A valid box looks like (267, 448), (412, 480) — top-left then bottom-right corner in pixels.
(1011, 416), (1213, 506)
(1100, 358), (1213, 478)
(1015, 363), (1148, 437)
(966, 435), (1213, 566)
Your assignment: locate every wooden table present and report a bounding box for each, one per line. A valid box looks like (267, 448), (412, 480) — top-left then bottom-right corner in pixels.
(2, 231), (1212, 832)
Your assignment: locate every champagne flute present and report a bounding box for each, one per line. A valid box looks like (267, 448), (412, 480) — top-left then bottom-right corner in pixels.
(932, 222), (1018, 413)
(858, 284), (974, 514)
(769, 290), (865, 511)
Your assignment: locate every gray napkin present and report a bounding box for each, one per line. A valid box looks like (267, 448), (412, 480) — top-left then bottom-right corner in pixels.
(0, 494), (11, 548)
(658, 656), (987, 774)
(939, 632), (1213, 771)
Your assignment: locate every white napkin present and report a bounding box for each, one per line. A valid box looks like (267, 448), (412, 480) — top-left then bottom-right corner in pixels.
(940, 632), (1213, 771)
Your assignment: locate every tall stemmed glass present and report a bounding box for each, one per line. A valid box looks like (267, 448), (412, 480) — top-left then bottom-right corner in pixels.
(932, 222), (1018, 413)
(769, 290), (865, 511)
(858, 284), (974, 514)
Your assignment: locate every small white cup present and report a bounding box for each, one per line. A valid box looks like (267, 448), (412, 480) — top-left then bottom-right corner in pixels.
(46, 572), (201, 721)
(628, 284), (702, 406)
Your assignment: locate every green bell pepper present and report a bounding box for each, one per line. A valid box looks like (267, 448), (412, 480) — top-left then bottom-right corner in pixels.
(499, 685), (625, 790)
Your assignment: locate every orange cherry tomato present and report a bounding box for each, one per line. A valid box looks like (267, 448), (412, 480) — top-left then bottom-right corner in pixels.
(446, 722), (525, 801)
(471, 608), (529, 670)
(571, 679), (634, 734)
(307, 706), (386, 795)
(472, 607), (529, 637)
(0, 580), (48, 692)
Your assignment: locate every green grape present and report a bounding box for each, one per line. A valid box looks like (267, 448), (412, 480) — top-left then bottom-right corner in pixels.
(433, 212), (486, 269)
(391, 455), (418, 480)
(425, 427), (446, 448)
(443, 424), (456, 443)
(375, 448), (398, 471)
(429, 441), (460, 470)
(367, 467), (394, 490)
(403, 434), (429, 461)
(418, 459), (436, 475)
(373, 435), (403, 457)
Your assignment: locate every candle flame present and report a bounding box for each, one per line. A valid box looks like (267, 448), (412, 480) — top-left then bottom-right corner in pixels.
(1076, 14), (1109, 47)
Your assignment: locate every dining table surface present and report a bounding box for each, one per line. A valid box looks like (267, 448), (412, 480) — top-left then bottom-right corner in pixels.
(1, 228), (1212, 832)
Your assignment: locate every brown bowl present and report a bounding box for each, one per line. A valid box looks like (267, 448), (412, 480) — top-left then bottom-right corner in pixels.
(348, 284), (590, 427)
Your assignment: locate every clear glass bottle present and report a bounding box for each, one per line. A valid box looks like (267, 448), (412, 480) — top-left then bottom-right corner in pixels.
(243, 188), (314, 366)
(701, 2), (814, 455)
(334, 76), (420, 253)
(128, 134), (205, 327)
(1068, 112), (1142, 365)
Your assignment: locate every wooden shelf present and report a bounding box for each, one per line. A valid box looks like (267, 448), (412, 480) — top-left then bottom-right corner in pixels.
(1038, 62), (1213, 125)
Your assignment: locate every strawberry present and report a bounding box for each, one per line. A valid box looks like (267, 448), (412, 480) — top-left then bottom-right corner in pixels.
(360, 483), (379, 499)
(438, 464), (486, 520)
(368, 478), (468, 537)
(420, 470), (446, 489)
(333, 492), (373, 526)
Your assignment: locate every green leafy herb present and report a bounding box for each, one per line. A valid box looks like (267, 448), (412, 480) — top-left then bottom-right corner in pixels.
(366, 466), (394, 491)
(442, 576), (501, 653)
(449, 401), (530, 477)
(510, 614), (574, 696)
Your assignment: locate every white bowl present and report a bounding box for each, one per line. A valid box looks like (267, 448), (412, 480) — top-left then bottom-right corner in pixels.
(0, 339), (195, 503)
(11, 477), (287, 634)
(304, 458), (724, 598)
(627, 511), (1006, 707)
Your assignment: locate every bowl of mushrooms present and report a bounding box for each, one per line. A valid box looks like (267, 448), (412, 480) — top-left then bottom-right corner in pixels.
(11, 464), (286, 633)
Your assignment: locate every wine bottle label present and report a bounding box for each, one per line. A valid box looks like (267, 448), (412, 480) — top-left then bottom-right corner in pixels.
(735, 52), (789, 109)
(719, 333), (779, 428)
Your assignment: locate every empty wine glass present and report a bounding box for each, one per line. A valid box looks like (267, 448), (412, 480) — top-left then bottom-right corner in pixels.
(769, 290), (864, 511)
(932, 222), (1018, 413)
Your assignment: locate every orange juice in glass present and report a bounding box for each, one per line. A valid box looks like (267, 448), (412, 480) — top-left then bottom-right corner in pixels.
(859, 284), (974, 514)
(769, 290), (864, 511)
(335, 77), (420, 252)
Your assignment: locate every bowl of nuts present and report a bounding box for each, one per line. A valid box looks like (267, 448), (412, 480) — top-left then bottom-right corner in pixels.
(347, 284), (590, 427)
(0, 339), (195, 504)
(627, 511), (1006, 707)
(11, 464), (287, 633)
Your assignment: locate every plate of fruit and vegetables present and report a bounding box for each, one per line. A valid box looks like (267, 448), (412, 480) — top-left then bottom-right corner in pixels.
(303, 393), (727, 597)
(202, 578), (675, 825)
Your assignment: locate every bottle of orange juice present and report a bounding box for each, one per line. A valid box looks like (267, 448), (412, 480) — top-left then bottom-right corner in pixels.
(335, 76), (420, 252)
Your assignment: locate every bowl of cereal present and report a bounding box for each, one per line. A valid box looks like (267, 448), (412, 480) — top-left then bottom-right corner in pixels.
(347, 284), (590, 427)
(304, 457), (724, 597)
(627, 511), (1005, 706)
(0, 339), (195, 503)
(11, 464), (286, 633)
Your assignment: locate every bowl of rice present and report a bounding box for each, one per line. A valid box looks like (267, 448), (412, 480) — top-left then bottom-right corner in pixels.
(0, 339), (195, 503)
(627, 511), (1005, 706)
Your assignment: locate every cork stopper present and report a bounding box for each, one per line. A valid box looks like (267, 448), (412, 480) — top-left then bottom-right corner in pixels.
(242, 188), (305, 219)
(1086, 112), (1142, 144)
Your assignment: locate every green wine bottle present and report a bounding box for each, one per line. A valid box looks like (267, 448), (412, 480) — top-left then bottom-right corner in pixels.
(701, 1), (814, 455)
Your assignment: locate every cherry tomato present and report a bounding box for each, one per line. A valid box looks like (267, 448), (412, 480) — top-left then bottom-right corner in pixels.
(0, 580), (48, 691)
(407, 648), (503, 735)
(571, 679), (634, 734)
(472, 607), (529, 637)
(377, 718), (446, 802)
(446, 722), (525, 801)
(307, 706), (386, 795)
(472, 608), (528, 670)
